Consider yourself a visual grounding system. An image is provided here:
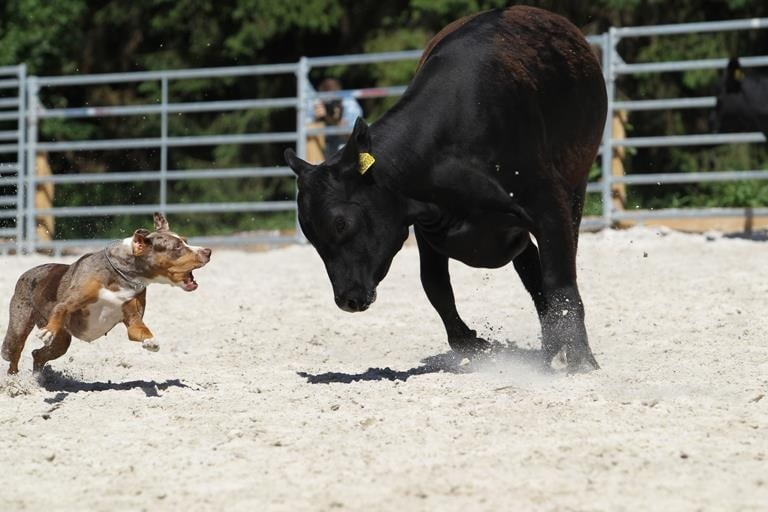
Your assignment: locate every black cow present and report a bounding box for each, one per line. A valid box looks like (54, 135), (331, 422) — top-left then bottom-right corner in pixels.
(285, 6), (606, 372)
(713, 57), (768, 137)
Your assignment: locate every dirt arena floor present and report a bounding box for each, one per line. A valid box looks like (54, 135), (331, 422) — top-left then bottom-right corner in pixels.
(1, 227), (767, 511)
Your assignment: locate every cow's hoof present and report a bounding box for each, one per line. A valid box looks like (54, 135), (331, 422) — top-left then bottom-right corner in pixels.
(566, 349), (600, 374)
(449, 332), (491, 356)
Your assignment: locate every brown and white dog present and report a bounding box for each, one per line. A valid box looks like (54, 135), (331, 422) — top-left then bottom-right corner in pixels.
(1, 213), (211, 374)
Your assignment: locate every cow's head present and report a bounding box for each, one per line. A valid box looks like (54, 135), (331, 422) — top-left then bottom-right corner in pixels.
(285, 118), (410, 312)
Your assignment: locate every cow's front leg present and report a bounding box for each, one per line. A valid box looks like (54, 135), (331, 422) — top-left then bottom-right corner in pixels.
(534, 209), (599, 372)
(415, 228), (489, 355)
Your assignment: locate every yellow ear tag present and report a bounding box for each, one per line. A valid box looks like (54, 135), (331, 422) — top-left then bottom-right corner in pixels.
(734, 69), (744, 81)
(358, 152), (375, 175)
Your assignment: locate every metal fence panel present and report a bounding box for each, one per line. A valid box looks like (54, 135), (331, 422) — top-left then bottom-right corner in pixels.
(20, 66), (303, 254)
(599, 17), (768, 229)
(2, 15), (768, 253)
(0, 64), (25, 253)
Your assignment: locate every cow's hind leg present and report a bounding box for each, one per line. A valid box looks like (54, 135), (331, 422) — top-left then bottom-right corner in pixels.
(571, 183), (587, 250)
(415, 228), (490, 355)
(512, 237), (551, 366)
(2, 291), (38, 374)
(513, 237), (546, 318)
(533, 200), (599, 372)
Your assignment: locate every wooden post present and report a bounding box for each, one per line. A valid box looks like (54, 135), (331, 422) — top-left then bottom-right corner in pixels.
(611, 110), (627, 216)
(35, 152), (54, 242)
(306, 121), (326, 164)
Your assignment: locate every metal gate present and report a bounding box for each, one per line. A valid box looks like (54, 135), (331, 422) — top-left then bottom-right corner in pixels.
(2, 16), (768, 253)
(0, 64), (26, 254)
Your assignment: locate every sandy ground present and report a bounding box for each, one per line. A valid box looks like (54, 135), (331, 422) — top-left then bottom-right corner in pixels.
(1, 227), (767, 511)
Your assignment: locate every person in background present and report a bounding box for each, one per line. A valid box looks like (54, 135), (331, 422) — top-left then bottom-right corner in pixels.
(306, 77), (363, 162)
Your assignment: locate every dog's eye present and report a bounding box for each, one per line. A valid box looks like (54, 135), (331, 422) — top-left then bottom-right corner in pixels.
(333, 216), (346, 234)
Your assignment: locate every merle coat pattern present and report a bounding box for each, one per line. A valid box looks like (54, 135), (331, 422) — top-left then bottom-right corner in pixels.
(285, 6), (607, 371)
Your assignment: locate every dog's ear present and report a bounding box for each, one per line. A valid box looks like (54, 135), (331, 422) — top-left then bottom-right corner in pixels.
(153, 212), (170, 232)
(132, 229), (152, 256)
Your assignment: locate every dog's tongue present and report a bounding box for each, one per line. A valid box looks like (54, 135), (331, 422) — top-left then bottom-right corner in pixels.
(183, 271), (198, 291)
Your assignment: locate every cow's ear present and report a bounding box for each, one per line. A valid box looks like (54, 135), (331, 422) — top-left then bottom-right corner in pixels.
(725, 57), (743, 93)
(340, 118), (375, 180)
(350, 117), (371, 153)
(341, 118), (371, 160)
(284, 148), (314, 177)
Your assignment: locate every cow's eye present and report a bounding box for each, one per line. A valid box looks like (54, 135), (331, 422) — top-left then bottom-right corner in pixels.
(334, 216), (347, 234)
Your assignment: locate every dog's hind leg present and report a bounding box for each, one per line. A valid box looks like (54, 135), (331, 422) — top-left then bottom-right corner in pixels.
(31, 331), (72, 373)
(2, 289), (38, 375)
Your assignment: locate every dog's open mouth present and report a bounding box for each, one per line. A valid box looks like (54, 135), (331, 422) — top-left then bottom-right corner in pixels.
(182, 271), (198, 291)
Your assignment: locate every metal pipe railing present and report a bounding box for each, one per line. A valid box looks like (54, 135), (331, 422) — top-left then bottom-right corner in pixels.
(615, 170), (768, 185)
(614, 132), (766, 148)
(613, 97), (716, 111)
(37, 98), (299, 120)
(612, 17), (768, 38)
(34, 201), (296, 217)
(15, 64), (26, 254)
(34, 63), (299, 87)
(30, 167), (293, 185)
(600, 31), (615, 229)
(597, 16), (768, 227)
(1, 16), (767, 253)
(33, 132), (299, 152)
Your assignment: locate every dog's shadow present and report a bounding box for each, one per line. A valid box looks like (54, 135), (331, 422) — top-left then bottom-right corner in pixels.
(39, 367), (190, 403)
(297, 340), (545, 384)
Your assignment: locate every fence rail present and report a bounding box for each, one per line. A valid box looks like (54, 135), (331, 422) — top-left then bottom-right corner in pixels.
(0, 64), (25, 252)
(0, 16), (767, 254)
(599, 17), (768, 229)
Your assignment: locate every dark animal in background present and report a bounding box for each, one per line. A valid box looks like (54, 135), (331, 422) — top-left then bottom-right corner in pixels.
(285, 6), (607, 372)
(712, 57), (768, 138)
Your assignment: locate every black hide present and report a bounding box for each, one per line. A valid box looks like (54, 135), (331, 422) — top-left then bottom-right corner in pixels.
(285, 6), (607, 372)
(713, 57), (768, 137)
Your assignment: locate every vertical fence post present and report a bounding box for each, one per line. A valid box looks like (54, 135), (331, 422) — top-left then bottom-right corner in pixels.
(600, 30), (617, 228)
(15, 64), (26, 254)
(24, 77), (38, 254)
(160, 75), (169, 214)
(294, 57), (310, 243)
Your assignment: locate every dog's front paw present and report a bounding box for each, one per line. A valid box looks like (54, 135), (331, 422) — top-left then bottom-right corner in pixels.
(37, 328), (55, 346)
(141, 339), (160, 352)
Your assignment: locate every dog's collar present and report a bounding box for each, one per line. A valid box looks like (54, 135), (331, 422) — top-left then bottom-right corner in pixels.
(103, 247), (146, 291)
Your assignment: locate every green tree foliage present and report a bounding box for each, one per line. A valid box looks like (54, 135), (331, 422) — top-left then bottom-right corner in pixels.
(1, 0), (767, 238)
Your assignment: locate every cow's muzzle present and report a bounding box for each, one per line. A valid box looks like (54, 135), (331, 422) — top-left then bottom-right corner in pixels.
(335, 288), (377, 312)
